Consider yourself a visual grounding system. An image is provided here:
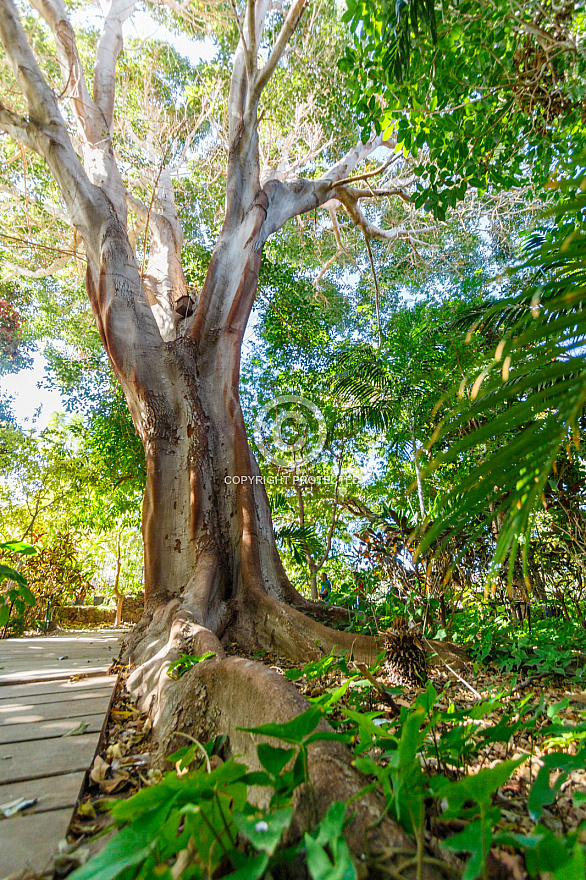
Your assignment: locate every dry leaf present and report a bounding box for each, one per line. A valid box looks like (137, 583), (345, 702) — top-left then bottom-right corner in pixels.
(90, 755), (110, 784)
(106, 742), (126, 760)
(100, 773), (130, 795)
(77, 801), (97, 818)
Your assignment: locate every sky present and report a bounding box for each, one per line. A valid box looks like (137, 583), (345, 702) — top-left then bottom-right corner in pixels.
(1, 353), (65, 429)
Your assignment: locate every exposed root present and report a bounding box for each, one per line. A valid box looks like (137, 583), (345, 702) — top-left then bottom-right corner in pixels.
(122, 604), (447, 877)
(234, 587), (383, 665)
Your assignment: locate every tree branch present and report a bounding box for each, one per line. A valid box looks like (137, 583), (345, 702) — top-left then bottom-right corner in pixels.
(253, 0), (307, 99)
(246, 0), (257, 75)
(2, 254), (71, 282)
(94, 0), (138, 132)
(0, 104), (35, 149)
(29, 0), (96, 138)
(313, 209), (356, 288)
(261, 132), (397, 241)
(316, 445), (345, 570)
(331, 185), (436, 244)
(0, 0), (62, 126)
(0, 0), (106, 249)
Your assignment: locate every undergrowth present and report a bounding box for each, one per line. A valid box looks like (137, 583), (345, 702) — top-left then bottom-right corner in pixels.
(450, 607), (586, 680)
(70, 648), (586, 880)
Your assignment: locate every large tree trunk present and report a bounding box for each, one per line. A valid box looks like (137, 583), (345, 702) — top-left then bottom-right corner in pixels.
(0, 0), (445, 869)
(92, 217), (406, 860)
(118, 218), (380, 675)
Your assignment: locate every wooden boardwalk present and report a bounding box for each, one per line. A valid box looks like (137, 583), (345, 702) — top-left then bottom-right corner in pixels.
(0, 631), (123, 878)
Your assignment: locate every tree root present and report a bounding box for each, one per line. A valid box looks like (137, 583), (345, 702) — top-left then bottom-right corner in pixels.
(123, 608), (447, 878)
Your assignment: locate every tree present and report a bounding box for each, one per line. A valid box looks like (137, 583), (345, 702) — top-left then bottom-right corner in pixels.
(0, 0), (444, 856)
(340, 0), (584, 219)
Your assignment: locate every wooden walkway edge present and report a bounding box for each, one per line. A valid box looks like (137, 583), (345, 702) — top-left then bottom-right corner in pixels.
(0, 630), (123, 879)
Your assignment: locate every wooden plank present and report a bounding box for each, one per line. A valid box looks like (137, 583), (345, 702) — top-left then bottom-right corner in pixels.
(0, 694), (112, 726)
(0, 661), (114, 685)
(0, 732), (101, 785)
(0, 633), (121, 685)
(0, 634), (120, 876)
(0, 675), (114, 701)
(0, 687), (113, 710)
(0, 771), (84, 815)
(0, 712), (106, 745)
(0, 807), (73, 876)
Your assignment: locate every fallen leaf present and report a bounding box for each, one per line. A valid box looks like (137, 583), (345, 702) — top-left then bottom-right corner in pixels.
(69, 821), (103, 835)
(63, 721), (89, 737)
(77, 801), (97, 818)
(99, 773), (130, 795)
(112, 753), (150, 771)
(90, 755), (110, 783)
(106, 741), (127, 760)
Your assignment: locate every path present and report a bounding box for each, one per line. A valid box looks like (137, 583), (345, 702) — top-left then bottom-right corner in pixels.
(0, 630), (123, 878)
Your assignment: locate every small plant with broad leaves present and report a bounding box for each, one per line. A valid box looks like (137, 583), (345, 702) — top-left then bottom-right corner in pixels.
(167, 652), (216, 680)
(69, 707), (358, 880)
(68, 684), (586, 879)
(0, 540), (36, 636)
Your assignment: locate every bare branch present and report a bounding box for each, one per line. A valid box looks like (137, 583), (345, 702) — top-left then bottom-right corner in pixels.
(230, 0), (247, 48)
(313, 209), (356, 288)
(334, 157), (399, 188)
(332, 186), (436, 245)
(315, 445), (346, 570)
(246, 0), (257, 73)
(344, 186), (412, 204)
(126, 192), (149, 223)
(29, 0), (96, 137)
(0, 0), (62, 126)
(0, 103), (34, 149)
(261, 132), (396, 240)
(364, 236), (382, 347)
(0, 231), (83, 260)
(2, 253), (71, 282)
(253, 0), (307, 99)
(0, 0), (105, 247)
(94, 0), (138, 132)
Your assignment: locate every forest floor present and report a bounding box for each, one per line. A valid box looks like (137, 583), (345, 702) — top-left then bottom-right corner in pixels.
(57, 635), (586, 880)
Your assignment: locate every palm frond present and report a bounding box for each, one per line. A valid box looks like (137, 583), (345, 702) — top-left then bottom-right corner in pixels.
(274, 524), (322, 566)
(418, 166), (586, 579)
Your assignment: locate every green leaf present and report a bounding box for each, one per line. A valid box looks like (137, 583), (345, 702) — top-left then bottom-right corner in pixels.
(257, 744), (296, 777)
(553, 840), (586, 880)
(166, 652), (215, 680)
(69, 804), (174, 880)
(0, 604), (9, 627)
(434, 757), (526, 811)
(441, 820), (485, 880)
(233, 808), (292, 855)
(304, 803), (356, 880)
(18, 585), (35, 607)
(528, 765), (564, 820)
(223, 851), (269, 880)
(495, 828), (576, 877)
(0, 541), (36, 555)
(0, 564), (25, 586)
(239, 706), (322, 744)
